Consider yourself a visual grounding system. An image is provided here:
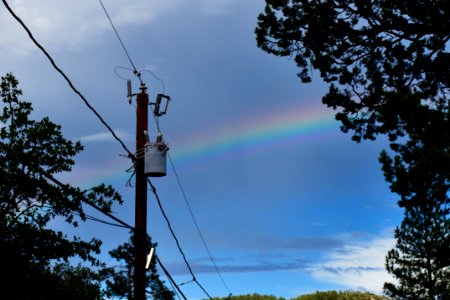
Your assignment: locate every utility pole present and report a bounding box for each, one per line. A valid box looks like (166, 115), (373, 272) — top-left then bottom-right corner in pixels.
(134, 84), (148, 300)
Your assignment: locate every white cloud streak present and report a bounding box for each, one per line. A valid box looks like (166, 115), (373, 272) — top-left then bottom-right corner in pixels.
(310, 235), (396, 294)
(76, 129), (132, 143)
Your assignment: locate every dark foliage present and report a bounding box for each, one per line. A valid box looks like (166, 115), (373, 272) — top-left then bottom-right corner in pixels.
(380, 143), (450, 299)
(256, 1), (449, 298)
(292, 290), (388, 300)
(383, 202), (450, 299)
(256, 0), (449, 143)
(103, 235), (174, 300)
(211, 291), (387, 300)
(211, 293), (286, 300)
(0, 73), (122, 299)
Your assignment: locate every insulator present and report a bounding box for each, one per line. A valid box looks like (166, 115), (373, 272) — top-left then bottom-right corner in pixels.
(154, 94), (162, 115)
(127, 79), (132, 104)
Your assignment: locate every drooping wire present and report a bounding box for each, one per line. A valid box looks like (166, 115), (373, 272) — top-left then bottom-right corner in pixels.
(141, 69), (166, 94)
(1, 0), (134, 160)
(168, 153), (232, 295)
(34, 166), (135, 231)
(115, 66), (133, 81)
(147, 179), (213, 300)
(165, 278), (182, 300)
(98, 0), (143, 85)
(147, 88), (232, 295)
(79, 212), (131, 229)
(156, 256), (188, 300)
(179, 279), (195, 286)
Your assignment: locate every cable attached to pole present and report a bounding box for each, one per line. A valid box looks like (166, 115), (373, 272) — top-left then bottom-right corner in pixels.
(148, 179), (213, 300)
(98, 0), (144, 85)
(168, 153), (232, 295)
(156, 256), (188, 300)
(2, 0), (134, 160)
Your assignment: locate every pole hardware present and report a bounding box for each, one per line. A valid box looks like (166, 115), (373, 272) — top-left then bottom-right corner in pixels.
(151, 94), (170, 117)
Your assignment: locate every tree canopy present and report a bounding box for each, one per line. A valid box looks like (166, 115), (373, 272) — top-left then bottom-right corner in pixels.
(383, 201), (450, 299)
(103, 236), (174, 300)
(256, 0), (449, 143)
(256, 1), (449, 298)
(0, 73), (122, 299)
(211, 291), (387, 300)
(291, 290), (388, 300)
(211, 293), (286, 300)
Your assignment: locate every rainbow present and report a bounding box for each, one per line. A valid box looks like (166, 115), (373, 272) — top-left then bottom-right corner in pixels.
(169, 103), (340, 168)
(70, 103), (340, 187)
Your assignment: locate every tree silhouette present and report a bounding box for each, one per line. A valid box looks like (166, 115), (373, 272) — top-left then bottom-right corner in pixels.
(255, 1), (449, 298)
(104, 235), (174, 300)
(0, 73), (123, 299)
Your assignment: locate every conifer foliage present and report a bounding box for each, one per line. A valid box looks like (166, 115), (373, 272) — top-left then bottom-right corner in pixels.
(256, 1), (449, 298)
(380, 143), (450, 299)
(103, 236), (174, 300)
(384, 203), (450, 299)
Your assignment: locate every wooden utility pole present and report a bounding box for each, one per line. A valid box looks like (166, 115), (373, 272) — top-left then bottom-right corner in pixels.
(134, 85), (148, 300)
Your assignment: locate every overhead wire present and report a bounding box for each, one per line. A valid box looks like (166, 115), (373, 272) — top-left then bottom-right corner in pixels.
(168, 153), (233, 295)
(156, 256), (188, 300)
(37, 168), (192, 300)
(29, 165), (135, 231)
(37, 170), (196, 300)
(98, 0), (143, 85)
(2, 2), (211, 299)
(141, 69), (166, 94)
(70, 210), (131, 229)
(145, 76), (232, 295)
(1, 0), (134, 160)
(147, 179), (213, 300)
(84, 213), (131, 229)
(165, 279), (182, 300)
(96, 1), (212, 298)
(114, 66), (133, 81)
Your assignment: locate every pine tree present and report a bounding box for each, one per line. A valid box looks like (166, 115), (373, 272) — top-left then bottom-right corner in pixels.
(104, 235), (174, 300)
(384, 202), (450, 299)
(380, 141), (450, 299)
(256, 1), (450, 297)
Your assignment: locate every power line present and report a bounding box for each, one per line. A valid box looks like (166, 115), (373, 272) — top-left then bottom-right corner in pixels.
(147, 90), (232, 295)
(34, 166), (135, 231)
(98, 0), (143, 85)
(147, 179), (213, 300)
(2, 5), (195, 299)
(165, 280), (182, 300)
(34, 166), (193, 300)
(156, 256), (188, 300)
(167, 153), (232, 295)
(141, 69), (166, 94)
(1, 0), (134, 160)
(84, 213), (131, 229)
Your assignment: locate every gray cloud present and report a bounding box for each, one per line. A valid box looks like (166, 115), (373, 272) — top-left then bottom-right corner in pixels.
(161, 255), (310, 275)
(222, 234), (345, 252)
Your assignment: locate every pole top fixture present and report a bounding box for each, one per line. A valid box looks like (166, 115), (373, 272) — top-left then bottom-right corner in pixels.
(139, 83), (147, 92)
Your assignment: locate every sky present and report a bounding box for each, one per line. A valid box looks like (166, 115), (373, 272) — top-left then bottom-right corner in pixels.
(1, 0), (403, 299)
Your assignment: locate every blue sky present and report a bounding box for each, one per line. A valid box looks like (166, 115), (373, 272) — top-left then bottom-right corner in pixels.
(1, 0), (403, 298)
